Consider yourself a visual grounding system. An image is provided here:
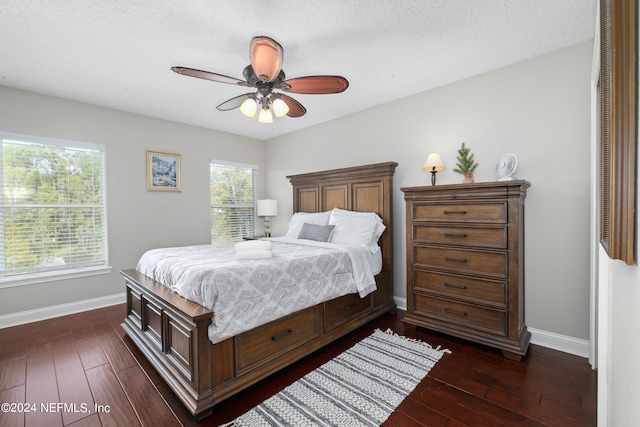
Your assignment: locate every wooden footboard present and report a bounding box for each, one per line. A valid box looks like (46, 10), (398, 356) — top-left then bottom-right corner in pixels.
(121, 268), (395, 419)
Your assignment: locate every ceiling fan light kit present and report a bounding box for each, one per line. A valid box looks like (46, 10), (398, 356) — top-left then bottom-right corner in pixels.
(172, 36), (348, 124)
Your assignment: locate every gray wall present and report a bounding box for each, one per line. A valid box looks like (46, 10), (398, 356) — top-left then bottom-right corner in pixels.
(265, 41), (593, 341)
(0, 86), (263, 315)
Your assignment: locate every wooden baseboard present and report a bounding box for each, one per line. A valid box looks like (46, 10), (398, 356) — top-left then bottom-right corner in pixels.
(0, 293), (126, 328)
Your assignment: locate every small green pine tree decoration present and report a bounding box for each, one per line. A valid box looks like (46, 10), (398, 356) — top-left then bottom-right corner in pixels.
(452, 142), (478, 175)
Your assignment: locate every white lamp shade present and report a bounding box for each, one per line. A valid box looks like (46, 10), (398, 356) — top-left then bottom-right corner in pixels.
(423, 153), (445, 172)
(257, 199), (278, 217)
(240, 98), (257, 117)
(272, 97), (290, 117)
(258, 108), (273, 124)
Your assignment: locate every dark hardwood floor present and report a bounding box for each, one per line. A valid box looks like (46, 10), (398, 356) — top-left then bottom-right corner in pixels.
(0, 304), (596, 426)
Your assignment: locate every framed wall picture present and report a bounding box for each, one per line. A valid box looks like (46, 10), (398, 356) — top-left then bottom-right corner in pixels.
(147, 150), (181, 192)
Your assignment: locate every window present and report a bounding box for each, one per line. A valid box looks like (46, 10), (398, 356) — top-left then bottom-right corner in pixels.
(210, 160), (257, 243)
(0, 132), (109, 285)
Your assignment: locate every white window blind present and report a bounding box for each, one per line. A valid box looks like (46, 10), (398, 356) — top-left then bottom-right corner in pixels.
(210, 160), (257, 243)
(0, 132), (108, 279)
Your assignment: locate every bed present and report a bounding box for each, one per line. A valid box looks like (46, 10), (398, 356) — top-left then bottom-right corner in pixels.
(121, 161), (398, 419)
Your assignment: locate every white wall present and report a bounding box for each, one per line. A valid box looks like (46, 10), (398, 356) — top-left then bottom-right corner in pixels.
(265, 41), (593, 342)
(600, 30), (640, 423)
(606, 259), (640, 425)
(0, 86), (264, 316)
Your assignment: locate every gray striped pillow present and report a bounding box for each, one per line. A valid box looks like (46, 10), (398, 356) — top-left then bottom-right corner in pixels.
(297, 223), (335, 242)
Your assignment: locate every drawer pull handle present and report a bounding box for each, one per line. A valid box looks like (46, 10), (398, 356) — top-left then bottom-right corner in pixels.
(444, 233), (468, 238)
(444, 282), (468, 290)
(444, 256), (468, 263)
(344, 303), (357, 310)
(445, 308), (468, 317)
(271, 329), (293, 341)
(444, 210), (467, 215)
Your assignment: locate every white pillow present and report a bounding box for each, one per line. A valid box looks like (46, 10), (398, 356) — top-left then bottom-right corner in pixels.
(328, 208), (386, 253)
(284, 211), (331, 238)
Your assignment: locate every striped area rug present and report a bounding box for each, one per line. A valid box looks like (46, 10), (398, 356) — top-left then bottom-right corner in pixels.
(222, 329), (450, 427)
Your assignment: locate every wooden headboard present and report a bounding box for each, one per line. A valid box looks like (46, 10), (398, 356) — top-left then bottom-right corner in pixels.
(286, 161), (398, 276)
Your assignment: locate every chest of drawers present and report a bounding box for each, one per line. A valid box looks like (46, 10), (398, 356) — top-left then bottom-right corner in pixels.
(401, 181), (530, 360)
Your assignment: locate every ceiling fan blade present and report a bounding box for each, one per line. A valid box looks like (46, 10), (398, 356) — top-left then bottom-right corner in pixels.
(250, 36), (283, 82)
(171, 66), (250, 86)
(279, 94), (306, 117)
(279, 76), (349, 94)
(216, 93), (255, 111)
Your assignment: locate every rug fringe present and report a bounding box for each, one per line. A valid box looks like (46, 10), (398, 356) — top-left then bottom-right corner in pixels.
(378, 328), (452, 354)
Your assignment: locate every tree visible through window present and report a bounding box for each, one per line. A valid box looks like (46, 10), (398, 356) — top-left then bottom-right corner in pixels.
(210, 160), (257, 243)
(0, 132), (108, 279)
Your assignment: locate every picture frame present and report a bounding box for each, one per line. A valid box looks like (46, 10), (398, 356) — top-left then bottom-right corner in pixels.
(147, 150), (181, 192)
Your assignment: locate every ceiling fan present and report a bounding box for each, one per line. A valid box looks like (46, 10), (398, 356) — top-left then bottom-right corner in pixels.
(171, 36), (349, 123)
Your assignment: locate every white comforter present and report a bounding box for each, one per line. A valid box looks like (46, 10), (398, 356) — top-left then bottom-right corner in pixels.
(136, 238), (381, 344)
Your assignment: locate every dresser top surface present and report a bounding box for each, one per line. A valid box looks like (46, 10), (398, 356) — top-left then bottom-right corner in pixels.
(401, 180), (530, 199)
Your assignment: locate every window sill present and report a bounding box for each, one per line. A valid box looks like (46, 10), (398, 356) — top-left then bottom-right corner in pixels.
(0, 265), (113, 288)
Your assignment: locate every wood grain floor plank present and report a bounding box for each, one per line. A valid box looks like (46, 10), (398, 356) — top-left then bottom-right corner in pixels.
(24, 354), (63, 427)
(64, 413), (102, 427)
(413, 381), (509, 427)
(120, 334), (173, 395)
(51, 334), (95, 426)
(90, 321), (116, 338)
(25, 330), (54, 360)
(0, 353), (26, 392)
(115, 365), (181, 427)
(0, 333), (27, 357)
(422, 377), (549, 427)
(0, 385), (25, 427)
(390, 394), (462, 427)
(42, 321), (72, 341)
(85, 363), (141, 427)
(96, 330), (138, 373)
(69, 323), (99, 345)
(539, 393), (598, 426)
(427, 358), (491, 398)
(75, 340), (108, 371)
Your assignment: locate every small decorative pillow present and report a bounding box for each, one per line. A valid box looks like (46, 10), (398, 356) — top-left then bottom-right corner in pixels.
(297, 223), (335, 242)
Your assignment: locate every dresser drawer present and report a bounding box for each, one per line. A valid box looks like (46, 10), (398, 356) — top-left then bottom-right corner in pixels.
(413, 270), (507, 307)
(236, 307), (318, 371)
(412, 202), (507, 223)
(414, 294), (507, 336)
(413, 224), (507, 248)
(324, 293), (372, 332)
(414, 246), (507, 278)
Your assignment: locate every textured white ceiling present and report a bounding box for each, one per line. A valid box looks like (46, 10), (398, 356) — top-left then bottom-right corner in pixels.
(0, 0), (596, 140)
